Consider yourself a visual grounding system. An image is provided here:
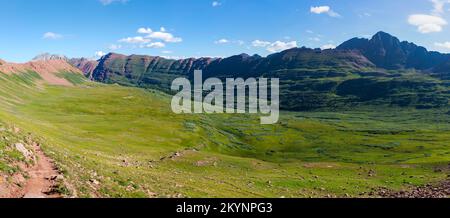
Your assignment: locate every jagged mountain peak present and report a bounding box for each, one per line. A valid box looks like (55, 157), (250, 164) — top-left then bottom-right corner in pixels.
(372, 31), (397, 40)
(337, 31), (450, 70)
(32, 53), (68, 62)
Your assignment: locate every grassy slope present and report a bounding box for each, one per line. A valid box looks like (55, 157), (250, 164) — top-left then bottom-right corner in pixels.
(0, 71), (449, 197)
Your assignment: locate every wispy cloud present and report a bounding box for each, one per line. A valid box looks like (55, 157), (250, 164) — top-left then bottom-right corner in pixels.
(117, 27), (181, 49)
(212, 1), (222, 7)
(320, 44), (336, 50)
(214, 38), (229, 44)
(214, 39), (245, 46)
(142, 42), (166, 48)
(118, 36), (151, 44)
(408, 0), (449, 33)
(252, 40), (271, 47)
(137, 27), (182, 43)
(308, 37), (321, 42)
(99, 0), (129, 5)
(108, 44), (122, 50)
(42, 32), (63, 40)
(431, 0), (450, 15)
(310, 6), (341, 17)
(408, 14), (447, 33)
(435, 41), (450, 50)
(95, 51), (106, 58)
(252, 40), (297, 53)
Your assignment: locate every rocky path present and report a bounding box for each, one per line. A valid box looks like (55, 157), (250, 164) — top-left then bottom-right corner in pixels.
(21, 142), (61, 198)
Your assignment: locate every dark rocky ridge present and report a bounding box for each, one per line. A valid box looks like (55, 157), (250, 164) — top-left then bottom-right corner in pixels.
(72, 32), (450, 111)
(337, 31), (450, 70)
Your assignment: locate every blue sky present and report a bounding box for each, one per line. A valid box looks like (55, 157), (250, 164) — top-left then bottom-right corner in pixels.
(1, 0), (450, 62)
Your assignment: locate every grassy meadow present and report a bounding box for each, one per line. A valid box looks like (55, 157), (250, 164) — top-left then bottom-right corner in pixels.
(0, 71), (449, 197)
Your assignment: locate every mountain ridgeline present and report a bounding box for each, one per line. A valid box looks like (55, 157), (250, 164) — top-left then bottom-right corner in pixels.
(71, 32), (450, 111)
(337, 31), (450, 71)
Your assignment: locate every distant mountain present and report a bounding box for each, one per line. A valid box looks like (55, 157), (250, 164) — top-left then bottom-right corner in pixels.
(91, 47), (373, 89)
(69, 31), (450, 111)
(32, 53), (69, 62)
(337, 31), (450, 70)
(69, 58), (98, 79)
(91, 53), (215, 90)
(0, 58), (83, 86)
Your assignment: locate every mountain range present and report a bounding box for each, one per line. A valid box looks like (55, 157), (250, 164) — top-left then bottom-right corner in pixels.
(26, 31), (450, 110)
(1, 31), (450, 198)
(337, 31), (450, 71)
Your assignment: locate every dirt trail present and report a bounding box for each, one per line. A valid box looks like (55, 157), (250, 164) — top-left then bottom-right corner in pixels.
(21, 143), (61, 198)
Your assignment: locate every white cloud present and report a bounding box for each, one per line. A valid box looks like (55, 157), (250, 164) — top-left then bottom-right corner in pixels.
(162, 50), (173, 54)
(143, 42), (165, 48)
(407, 1), (450, 33)
(99, 0), (128, 5)
(408, 14), (447, 33)
(137, 27), (182, 43)
(214, 39), (245, 46)
(137, 27), (152, 34)
(434, 41), (450, 49)
(119, 36), (151, 44)
(148, 32), (182, 43)
(42, 32), (63, 40)
(108, 44), (122, 50)
(212, 1), (221, 7)
(118, 26), (181, 50)
(252, 40), (297, 52)
(252, 40), (271, 47)
(267, 41), (297, 53)
(214, 38), (229, 44)
(310, 6), (330, 14)
(161, 56), (187, 60)
(320, 44), (336, 50)
(309, 37), (321, 42)
(95, 51), (107, 58)
(310, 6), (341, 17)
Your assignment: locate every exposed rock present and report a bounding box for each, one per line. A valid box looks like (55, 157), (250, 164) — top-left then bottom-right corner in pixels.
(14, 143), (33, 160)
(89, 179), (100, 185)
(32, 53), (68, 62)
(378, 180), (450, 198)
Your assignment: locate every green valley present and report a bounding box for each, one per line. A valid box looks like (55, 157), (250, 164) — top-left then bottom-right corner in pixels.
(0, 68), (448, 197)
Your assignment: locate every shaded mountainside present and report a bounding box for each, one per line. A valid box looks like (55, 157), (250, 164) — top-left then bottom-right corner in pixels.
(91, 53), (214, 90)
(75, 32), (450, 111)
(337, 31), (450, 70)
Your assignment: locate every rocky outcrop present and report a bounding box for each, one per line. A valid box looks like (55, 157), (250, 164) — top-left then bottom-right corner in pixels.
(32, 53), (69, 62)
